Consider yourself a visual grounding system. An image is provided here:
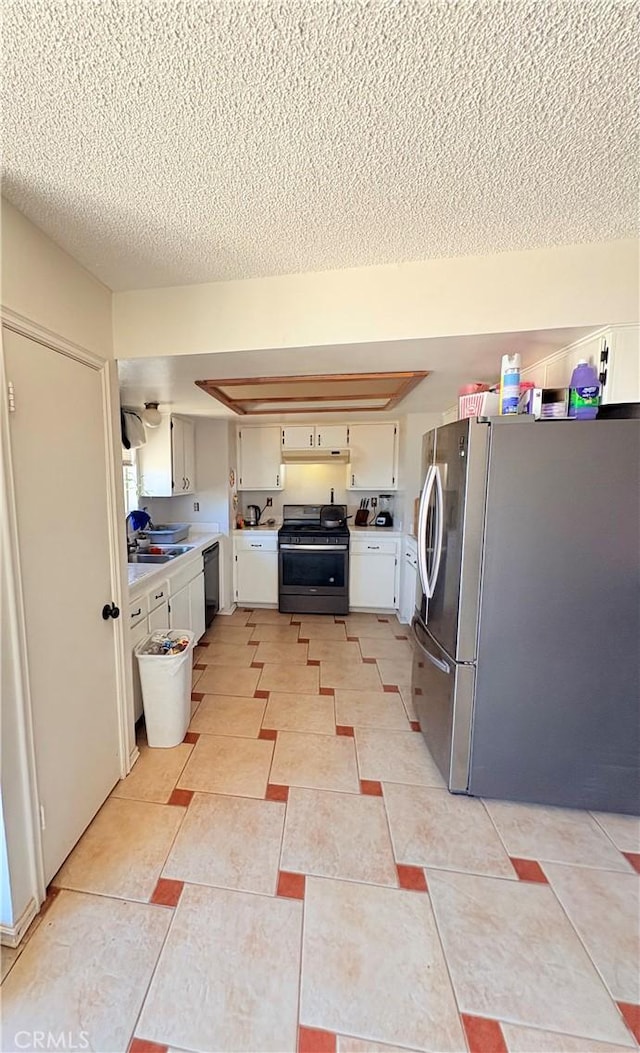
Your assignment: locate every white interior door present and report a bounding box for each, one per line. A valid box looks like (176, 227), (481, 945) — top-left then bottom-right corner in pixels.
(4, 329), (121, 883)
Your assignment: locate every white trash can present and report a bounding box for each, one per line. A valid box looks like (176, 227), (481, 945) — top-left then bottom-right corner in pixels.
(135, 630), (196, 747)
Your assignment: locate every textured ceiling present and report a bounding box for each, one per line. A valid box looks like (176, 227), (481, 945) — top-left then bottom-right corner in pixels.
(3, 1), (639, 291)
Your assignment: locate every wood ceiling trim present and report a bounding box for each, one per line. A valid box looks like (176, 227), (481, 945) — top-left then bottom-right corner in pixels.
(195, 371), (429, 415)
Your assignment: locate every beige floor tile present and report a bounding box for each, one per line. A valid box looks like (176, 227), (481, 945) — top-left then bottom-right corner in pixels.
(196, 663), (260, 696)
(337, 1039), (422, 1053)
(357, 637), (413, 661)
(137, 884), (302, 1053)
(484, 800), (633, 871)
(258, 662), (320, 694)
(355, 729), (445, 788)
(384, 784), (516, 878)
(271, 731), (360, 793)
(427, 869), (633, 1046)
(340, 616), (398, 638)
(254, 640), (309, 665)
(204, 625), (255, 645)
(298, 620), (347, 640)
(249, 623), (301, 643)
(111, 742), (193, 803)
(163, 792), (285, 894)
(501, 1024), (634, 1052)
(301, 876), (465, 1052)
(249, 608), (291, 623)
(1, 890), (170, 1053)
(335, 689), (409, 730)
(177, 733), (274, 797)
(376, 657), (413, 688)
(189, 694), (267, 737)
(54, 798), (184, 901)
(398, 686), (418, 720)
(320, 661), (383, 692)
(191, 667), (203, 689)
(293, 614), (339, 625)
(1, 945), (21, 983)
(281, 788), (397, 885)
(198, 641), (257, 666)
(263, 692), (336, 734)
(308, 640), (362, 663)
(222, 608), (253, 625)
(591, 811), (640, 853)
(544, 863), (640, 1003)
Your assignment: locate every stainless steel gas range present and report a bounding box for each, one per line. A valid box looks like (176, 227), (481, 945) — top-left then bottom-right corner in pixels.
(278, 504), (350, 615)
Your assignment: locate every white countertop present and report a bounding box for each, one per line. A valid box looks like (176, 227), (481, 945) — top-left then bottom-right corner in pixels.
(128, 531), (222, 596)
(350, 527), (404, 539)
(233, 524), (280, 535)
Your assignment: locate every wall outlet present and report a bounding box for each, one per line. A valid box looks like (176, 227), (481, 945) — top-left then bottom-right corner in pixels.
(265, 497), (273, 507)
(193, 501), (200, 511)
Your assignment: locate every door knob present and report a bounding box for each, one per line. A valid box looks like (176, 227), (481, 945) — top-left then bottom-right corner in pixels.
(102, 603), (120, 620)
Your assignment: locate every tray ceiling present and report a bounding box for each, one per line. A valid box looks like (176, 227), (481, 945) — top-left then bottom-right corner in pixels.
(3, 2), (639, 291)
(195, 372), (429, 414)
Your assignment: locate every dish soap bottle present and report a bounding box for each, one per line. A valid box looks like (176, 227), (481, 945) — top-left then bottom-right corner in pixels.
(499, 353), (521, 415)
(569, 359), (600, 420)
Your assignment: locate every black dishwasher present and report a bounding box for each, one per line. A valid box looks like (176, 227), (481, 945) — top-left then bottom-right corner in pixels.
(203, 543), (220, 626)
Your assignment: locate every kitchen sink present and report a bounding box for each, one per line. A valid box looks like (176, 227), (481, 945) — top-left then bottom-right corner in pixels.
(128, 553), (174, 564)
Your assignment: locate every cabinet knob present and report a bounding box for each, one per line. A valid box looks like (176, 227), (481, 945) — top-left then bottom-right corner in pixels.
(317, 433), (322, 446)
(102, 603), (120, 620)
(309, 433), (313, 446)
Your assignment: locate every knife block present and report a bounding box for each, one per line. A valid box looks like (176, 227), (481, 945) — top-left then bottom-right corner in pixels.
(354, 509), (370, 526)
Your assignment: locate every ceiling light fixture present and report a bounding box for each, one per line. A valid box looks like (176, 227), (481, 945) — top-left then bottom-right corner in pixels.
(142, 401), (162, 428)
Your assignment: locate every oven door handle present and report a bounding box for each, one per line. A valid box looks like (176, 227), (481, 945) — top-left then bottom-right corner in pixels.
(279, 544), (349, 551)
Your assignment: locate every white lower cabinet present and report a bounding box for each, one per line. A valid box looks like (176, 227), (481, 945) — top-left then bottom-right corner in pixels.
(399, 538), (418, 624)
(148, 599), (169, 631)
(234, 535), (278, 605)
(189, 571), (206, 642)
(130, 616), (149, 722)
(169, 582), (192, 633)
(349, 539), (399, 609)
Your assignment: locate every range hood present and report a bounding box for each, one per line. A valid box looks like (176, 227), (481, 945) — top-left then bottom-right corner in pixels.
(281, 447), (350, 464)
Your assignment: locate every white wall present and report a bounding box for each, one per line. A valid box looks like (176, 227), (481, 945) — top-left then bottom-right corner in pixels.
(1, 199), (113, 360)
(398, 412), (442, 533)
(113, 239), (639, 359)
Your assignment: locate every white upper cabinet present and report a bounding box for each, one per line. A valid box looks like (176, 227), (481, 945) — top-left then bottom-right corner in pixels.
(601, 326), (640, 405)
(237, 425), (284, 490)
(138, 414), (196, 497)
(347, 422), (398, 490)
(172, 416), (195, 494)
(315, 424), (348, 448)
(282, 425), (315, 450)
(281, 424), (349, 449)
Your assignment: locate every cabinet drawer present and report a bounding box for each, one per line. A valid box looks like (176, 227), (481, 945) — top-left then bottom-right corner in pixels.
(234, 534), (278, 552)
(147, 579), (169, 612)
(128, 598), (146, 627)
(351, 540), (398, 556)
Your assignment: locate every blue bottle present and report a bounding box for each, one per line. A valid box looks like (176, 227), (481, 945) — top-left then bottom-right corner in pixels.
(569, 360), (600, 420)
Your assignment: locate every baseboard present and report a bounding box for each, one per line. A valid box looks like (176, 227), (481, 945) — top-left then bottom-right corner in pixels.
(128, 743), (140, 770)
(1, 897), (38, 948)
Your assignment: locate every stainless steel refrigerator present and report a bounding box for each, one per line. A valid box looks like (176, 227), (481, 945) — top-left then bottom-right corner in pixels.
(411, 416), (640, 814)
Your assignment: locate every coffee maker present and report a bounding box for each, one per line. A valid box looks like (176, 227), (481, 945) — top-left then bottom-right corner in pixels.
(374, 495), (394, 527)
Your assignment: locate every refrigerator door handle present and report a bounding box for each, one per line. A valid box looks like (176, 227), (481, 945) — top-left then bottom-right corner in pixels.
(417, 465), (435, 597)
(411, 616), (451, 674)
(427, 466), (444, 598)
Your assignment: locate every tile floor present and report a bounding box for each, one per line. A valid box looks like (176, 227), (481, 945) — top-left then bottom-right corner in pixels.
(2, 609), (639, 1053)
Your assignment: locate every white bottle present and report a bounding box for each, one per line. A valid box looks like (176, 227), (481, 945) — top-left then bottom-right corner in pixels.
(500, 353), (521, 415)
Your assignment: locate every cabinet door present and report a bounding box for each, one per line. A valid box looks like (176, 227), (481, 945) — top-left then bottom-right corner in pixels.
(131, 618), (150, 722)
(399, 558), (418, 625)
(316, 424), (348, 448)
(148, 599), (169, 631)
(189, 570), (206, 642)
(602, 326), (640, 404)
(347, 423), (398, 490)
(182, 419), (196, 493)
(282, 425), (315, 450)
(171, 417), (186, 494)
(169, 582), (192, 631)
(238, 427), (283, 490)
(138, 414), (173, 497)
(235, 550), (278, 604)
(350, 551), (397, 608)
